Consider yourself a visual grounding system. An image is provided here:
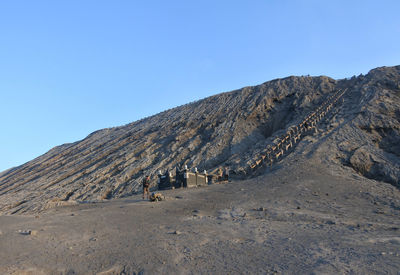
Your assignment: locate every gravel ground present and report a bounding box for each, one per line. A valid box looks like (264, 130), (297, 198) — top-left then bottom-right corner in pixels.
(1, 159), (399, 274)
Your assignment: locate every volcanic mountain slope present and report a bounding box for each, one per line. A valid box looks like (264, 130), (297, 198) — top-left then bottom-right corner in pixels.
(0, 66), (399, 215)
(302, 66), (400, 186)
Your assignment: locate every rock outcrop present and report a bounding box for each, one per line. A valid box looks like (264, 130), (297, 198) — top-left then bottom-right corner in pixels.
(0, 65), (399, 214)
(316, 66), (400, 186)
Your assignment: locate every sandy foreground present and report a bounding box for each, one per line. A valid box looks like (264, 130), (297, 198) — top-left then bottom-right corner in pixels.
(0, 161), (399, 275)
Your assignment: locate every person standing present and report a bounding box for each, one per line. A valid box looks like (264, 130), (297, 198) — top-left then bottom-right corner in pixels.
(223, 167), (229, 182)
(175, 166), (182, 188)
(217, 167), (223, 182)
(142, 175), (150, 200)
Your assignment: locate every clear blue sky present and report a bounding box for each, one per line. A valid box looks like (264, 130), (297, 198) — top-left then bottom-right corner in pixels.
(0, 0), (399, 172)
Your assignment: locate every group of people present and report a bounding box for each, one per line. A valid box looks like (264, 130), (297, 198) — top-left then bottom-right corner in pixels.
(217, 167), (230, 182)
(142, 166), (230, 199)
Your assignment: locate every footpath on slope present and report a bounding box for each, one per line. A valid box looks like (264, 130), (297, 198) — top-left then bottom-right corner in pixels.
(246, 88), (348, 173)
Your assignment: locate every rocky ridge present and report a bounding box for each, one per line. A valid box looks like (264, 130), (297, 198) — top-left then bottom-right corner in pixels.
(0, 65), (399, 215)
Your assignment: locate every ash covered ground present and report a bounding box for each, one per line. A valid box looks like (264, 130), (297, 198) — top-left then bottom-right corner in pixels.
(0, 66), (399, 274)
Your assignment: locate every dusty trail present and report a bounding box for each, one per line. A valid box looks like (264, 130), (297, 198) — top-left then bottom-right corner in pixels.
(1, 159), (399, 274)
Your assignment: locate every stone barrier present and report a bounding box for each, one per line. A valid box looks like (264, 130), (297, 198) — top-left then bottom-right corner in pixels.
(158, 168), (208, 190)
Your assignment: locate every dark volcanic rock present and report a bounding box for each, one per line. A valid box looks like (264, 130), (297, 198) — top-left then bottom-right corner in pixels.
(1, 65), (400, 214)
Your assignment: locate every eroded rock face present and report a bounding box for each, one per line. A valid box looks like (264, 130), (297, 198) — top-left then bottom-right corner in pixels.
(310, 66), (400, 187)
(0, 66), (399, 214)
(348, 146), (399, 184)
(350, 146), (375, 176)
(347, 68), (400, 185)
